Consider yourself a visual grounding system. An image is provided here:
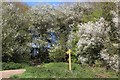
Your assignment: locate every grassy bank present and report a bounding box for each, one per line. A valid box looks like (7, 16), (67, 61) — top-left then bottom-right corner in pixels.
(11, 62), (118, 78)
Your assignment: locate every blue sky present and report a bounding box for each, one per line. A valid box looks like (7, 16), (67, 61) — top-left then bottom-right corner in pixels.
(21, 0), (60, 2)
(21, 0), (89, 6)
(25, 2), (63, 6)
(22, 0), (60, 6)
(21, 0), (85, 2)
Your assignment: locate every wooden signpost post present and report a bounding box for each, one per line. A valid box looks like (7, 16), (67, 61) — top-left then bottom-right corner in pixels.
(66, 49), (72, 71)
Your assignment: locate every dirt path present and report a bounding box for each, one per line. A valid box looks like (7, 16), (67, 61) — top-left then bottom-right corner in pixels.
(0, 69), (26, 79)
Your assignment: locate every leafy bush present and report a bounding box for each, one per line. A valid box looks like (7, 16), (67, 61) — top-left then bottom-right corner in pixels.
(81, 9), (103, 23)
(0, 62), (2, 70)
(2, 62), (30, 70)
(49, 45), (66, 62)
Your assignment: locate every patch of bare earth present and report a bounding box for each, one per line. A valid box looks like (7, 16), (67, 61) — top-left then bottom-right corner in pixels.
(0, 69), (26, 79)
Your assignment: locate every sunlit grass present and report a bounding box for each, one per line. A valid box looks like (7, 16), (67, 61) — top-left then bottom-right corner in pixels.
(11, 62), (118, 78)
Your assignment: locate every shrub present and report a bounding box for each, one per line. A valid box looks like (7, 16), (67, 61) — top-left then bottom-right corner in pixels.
(2, 62), (29, 70)
(0, 62), (2, 70)
(48, 45), (66, 62)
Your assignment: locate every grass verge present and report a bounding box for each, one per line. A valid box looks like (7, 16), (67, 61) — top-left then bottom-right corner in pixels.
(11, 62), (118, 78)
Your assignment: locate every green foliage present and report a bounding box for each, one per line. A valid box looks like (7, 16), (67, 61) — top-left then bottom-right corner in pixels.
(49, 45), (66, 62)
(101, 2), (116, 21)
(81, 9), (103, 23)
(38, 46), (50, 63)
(95, 2), (118, 43)
(81, 40), (104, 64)
(81, 2), (116, 23)
(0, 62), (2, 70)
(2, 62), (30, 70)
(71, 55), (77, 63)
(104, 41), (119, 56)
(108, 21), (118, 43)
(11, 63), (118, 78)
(2, 3), (31, 63)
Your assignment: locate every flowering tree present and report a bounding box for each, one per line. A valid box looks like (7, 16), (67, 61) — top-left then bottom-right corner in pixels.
(2, 3), (31, 62)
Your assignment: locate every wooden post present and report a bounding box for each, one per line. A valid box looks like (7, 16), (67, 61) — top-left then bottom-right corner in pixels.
(69, 50), (71, 71)
(66, 49), (72, 71)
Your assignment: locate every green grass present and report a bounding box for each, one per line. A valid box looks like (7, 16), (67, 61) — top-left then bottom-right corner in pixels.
(11, 62), (118, 78)
(1, 62), (30, 70)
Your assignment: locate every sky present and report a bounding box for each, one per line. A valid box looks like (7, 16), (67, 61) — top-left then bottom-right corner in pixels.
(21, 0), (88, 2)
(9, 0), (116, 2)
(25, 2), (63, 6)
(6, 0), (116, 6)
(20, 0), (89, 6)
